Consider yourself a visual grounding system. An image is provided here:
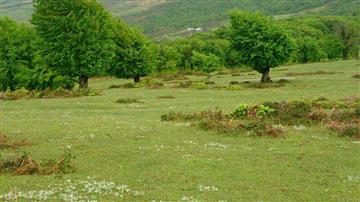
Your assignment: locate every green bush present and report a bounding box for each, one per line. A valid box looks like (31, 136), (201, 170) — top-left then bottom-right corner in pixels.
(231, 104), (249, 118)
(191, 81), (207, 90)
(256, 105), (275, 117)
(191, 51), (222, 73)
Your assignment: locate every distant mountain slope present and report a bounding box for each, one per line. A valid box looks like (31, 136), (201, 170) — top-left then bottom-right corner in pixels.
(1, 0), (359, 37)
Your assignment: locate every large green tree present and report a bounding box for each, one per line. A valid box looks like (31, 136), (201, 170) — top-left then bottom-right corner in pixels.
(108, 19), (155, 83)
(31, 0), (114, 89)
(229, 10), (293, 82)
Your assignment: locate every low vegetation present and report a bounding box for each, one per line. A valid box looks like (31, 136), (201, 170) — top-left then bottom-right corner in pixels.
(116, 98), (144, 104)
(162, 97), (360, 139)
(0, 150), (75, 175)
(0, 88), (100, 101)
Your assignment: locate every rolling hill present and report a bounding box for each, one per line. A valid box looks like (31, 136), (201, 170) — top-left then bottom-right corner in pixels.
(1, 0), (359, 37)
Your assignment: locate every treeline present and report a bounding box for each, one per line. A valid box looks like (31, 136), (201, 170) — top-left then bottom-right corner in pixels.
(0, 0), (359, 92)
(155, 15), (360, 73)
(1, 0), (156, 91)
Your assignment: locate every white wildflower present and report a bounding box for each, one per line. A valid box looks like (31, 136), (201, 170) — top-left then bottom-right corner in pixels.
(293, 125), (306, 130)
(197, 185), (218, 192)
(205, 142), (229, 150)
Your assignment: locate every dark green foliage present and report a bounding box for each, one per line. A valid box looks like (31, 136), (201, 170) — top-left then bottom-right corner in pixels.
(321, 35), (344, 60)
(155, 44), (181, 73)
(32, 0), (115, 89)
(229, 10), (294, 82)
(0, 17), (72, 91)
(191, 51), (222, 73)
(282, 16), (360, 61)
(295, 37), (326, 63)
(0, 17), (36, 91)
(108, 19), (155, 83)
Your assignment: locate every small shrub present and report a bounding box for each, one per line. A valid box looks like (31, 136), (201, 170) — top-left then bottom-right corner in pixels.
(285, 100), (312, 118)
(204, 81), (216, 85)
(229, 81), (240, 85)
(242, 82), (284, 89)
(174, 81), (193, 88)
(161, 111), (178, 121)
(256, 105), (275, 117)
(191, 82), (207, 90)
(352, 73), (360, 79)
(231, 104), (249, 118)
(158, 95), (176, 99)
(286, 71), (341, 76)
(119, 83), (137, 88)
(326, 121), (360, 139)
(307, 108), (328, 121)
(340, 96), (360, 107)
(161, 111), (199, 122)
(226, 85), (242, 90)
(329, 108), (347, 121)
(116, 99), (144, 104)
(0, 149), (75, 175)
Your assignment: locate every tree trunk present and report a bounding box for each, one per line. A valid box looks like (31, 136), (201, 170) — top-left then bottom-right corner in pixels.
(79, 75), (89, 89)
(133, 75), (140, 83)
(342, 48), (349, 60)
(261, 69), (272, 83)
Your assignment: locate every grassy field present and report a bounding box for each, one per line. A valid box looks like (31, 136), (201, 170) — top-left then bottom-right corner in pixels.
(1, 60), (360, 201)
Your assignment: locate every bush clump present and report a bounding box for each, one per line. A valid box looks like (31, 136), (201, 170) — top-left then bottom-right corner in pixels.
(0, 150), (75, 175)
(190, 81), (207, 90)
(161, 97), (360, 139)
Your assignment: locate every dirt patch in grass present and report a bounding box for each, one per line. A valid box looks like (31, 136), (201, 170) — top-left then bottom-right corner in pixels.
(286, 71), (343, 76)
(0, 150), (75, 175)
(158, 95), (176, 99)
(0, 134), (31, 149)
(116, 99), (144, 104)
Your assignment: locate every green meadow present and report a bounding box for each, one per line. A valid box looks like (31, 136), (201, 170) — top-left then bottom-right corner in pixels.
(1, 60), (359, 201)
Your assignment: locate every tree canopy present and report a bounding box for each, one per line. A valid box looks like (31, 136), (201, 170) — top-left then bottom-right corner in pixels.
(107, 19), (155, 83)
(31, 0), (115, 89)
(229, 10), (294, 82)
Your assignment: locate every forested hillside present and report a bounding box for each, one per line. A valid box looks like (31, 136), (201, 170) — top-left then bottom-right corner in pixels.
(1, 0), (359, 37)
